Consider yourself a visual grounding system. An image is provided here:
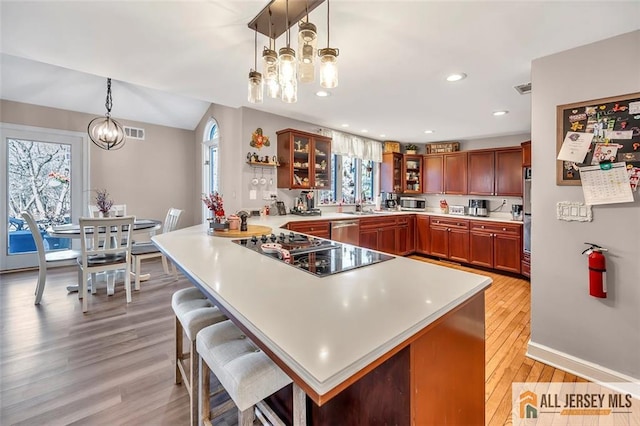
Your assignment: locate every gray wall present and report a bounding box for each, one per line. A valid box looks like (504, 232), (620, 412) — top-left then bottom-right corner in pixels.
(530, 30), (640, 379)
(1, 99), (197, 227)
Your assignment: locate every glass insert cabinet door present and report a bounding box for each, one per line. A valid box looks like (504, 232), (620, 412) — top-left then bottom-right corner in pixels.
(276, 129), (332, 190)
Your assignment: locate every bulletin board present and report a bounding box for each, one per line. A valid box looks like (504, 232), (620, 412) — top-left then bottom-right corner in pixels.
(556, 92), (640, 186)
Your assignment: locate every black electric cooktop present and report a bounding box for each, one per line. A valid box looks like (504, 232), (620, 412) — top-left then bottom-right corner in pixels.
(232, 231), (394, 277)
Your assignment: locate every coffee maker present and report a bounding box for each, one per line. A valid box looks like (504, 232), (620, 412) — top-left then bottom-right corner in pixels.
(292, 190), (321, 216)
(381, 192), (398, 209)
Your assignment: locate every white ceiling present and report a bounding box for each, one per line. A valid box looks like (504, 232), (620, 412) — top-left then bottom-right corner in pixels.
(1, 1), (639, 142)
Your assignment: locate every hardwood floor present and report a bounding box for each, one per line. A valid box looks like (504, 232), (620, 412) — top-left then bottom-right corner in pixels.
(1, 258), (583, 425)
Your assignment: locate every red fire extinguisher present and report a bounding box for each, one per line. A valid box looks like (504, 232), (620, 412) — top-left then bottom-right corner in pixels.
(582, 243), (608, 298)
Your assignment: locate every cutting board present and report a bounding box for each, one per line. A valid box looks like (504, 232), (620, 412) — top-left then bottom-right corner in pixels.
(212, 224), (272, 238)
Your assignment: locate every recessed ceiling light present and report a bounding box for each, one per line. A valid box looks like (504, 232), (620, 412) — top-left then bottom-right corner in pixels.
(361, 129), (368, 133)
(341, 124), (349, 128)
(446, 73), (467, 82)
(424, 130), (434, 134)
(380, 134), (386, 138)
(493, 110), (509, 116)
(316, 90), (330, 97)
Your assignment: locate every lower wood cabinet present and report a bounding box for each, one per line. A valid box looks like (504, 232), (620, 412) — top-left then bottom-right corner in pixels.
(429, 217), (469, 263)
(396, 215), (415, 256)
(415, 215), (430, 255)
(522, 251), (530, 278)
(359, 215), (414, 255)
(286, 220), (331, 239)
(469, 221), (521, 274)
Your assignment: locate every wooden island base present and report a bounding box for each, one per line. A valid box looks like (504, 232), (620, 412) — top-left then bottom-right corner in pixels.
(265, 292), (486, 425)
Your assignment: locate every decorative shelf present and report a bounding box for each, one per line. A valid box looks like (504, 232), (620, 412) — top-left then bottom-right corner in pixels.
(247, 161), (279, 167)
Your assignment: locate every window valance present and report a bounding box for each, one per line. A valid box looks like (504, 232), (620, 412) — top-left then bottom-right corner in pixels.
(318, 129), (383, 163)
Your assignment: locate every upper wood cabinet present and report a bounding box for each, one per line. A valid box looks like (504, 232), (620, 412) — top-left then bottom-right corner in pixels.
(495, 148), (523, 196)
(467, 147), (523, 196)
(403, 155), (423, 193)
(467, 150), (495, 195)
(277, 129), (331, 190)
(423, 154), (444, 194)
(521, 140), (531, 168)
(443, 152), (468, 195)
(381, 152), (403, 193)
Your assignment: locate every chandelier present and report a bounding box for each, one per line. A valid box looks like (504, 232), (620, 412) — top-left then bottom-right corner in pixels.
(247, 0), (339, 104)
(87, 78), (126, 150)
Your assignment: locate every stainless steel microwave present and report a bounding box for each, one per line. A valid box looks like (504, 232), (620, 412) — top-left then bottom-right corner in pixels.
(399, 197), (426, 211)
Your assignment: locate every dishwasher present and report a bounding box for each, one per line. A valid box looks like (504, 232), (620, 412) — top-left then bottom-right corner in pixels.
(330, 220), (360, 245)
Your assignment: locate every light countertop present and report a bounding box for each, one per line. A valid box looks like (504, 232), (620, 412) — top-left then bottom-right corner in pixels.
(153, 218), (492, 398)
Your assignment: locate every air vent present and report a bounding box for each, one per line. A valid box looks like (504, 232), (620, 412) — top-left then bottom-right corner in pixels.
(514, 82), (532, 95)
(124, 126), (145, 140)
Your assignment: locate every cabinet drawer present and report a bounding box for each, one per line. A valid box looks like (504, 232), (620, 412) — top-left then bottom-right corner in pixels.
(287, 220), (330, 235)
(430, 217), (469, 230)
(470, 221), (520, 236)
(359, 217), (397, 229)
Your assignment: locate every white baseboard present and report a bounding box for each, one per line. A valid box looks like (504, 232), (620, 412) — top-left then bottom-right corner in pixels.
(527, 340), (640, 397)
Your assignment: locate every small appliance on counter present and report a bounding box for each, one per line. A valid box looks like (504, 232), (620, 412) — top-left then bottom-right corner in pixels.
(468, 199), (488, 217)
(399, 196), (426, 211)
(448, 205), (467, 215)
(381, 192), (398, 209)
(511, 204), (523, 221)
(291, 190), (321, 216)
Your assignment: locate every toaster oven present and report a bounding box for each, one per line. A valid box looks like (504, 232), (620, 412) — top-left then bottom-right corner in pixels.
(399, 197), (426, 211)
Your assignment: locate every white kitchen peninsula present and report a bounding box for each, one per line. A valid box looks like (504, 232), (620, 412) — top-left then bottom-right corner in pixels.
(153, 215), (492, 425)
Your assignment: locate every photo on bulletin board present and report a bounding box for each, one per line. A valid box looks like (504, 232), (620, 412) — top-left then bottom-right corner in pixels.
(556, 92), (640, 186)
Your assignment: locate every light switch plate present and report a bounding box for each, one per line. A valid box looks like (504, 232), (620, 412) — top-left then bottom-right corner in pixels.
(557, 201), (592, 222)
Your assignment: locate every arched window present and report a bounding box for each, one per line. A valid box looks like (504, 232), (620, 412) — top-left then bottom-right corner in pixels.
(203, 118), (220, 218)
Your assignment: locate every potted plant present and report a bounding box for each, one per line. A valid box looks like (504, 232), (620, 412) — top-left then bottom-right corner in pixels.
(95, 189), (113, 217)
(405, 144), (418, 154)
(202, 192), (229, 230)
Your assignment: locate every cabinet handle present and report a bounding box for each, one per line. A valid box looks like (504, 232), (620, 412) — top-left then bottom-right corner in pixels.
(481, 225), (485, 229)
(502, 228), (506, 231)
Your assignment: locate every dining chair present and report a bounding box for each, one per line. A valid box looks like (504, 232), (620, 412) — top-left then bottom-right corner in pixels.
(77, 216), (135, 312)
(21, 211), (80, 305)
(131, 208), (183, 290)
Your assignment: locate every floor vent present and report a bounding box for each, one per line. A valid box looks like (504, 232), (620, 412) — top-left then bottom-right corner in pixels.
(124, 126), (145, 140)
(514, 82), (532, 95)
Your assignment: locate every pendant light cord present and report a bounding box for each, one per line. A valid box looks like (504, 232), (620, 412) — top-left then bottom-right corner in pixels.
(285, 0), (290, 48)
(268, 8), (274, 50)
(326, 0), (330, 47)
(105, 78), (113, 117)
(254, 25), (258, 70)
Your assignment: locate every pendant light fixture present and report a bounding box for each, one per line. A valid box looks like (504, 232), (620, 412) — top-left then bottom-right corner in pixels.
(278, 0), (297, 103)
(262, 9), (280, 99)
(248, 26), (264, 104)
(318, 0), (339, 89)
(87, 78), (126, 151)
(298, 2), (317, 84)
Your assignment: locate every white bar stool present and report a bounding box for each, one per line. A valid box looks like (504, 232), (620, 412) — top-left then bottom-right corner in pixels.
(172, 288), (227, 426)
(197, 319), (307, 426)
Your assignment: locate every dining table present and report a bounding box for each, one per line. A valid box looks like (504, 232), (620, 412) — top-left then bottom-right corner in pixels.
(47, 218), (162, 292)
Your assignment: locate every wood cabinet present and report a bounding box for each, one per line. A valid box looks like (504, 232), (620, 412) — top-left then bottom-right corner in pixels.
(521, 140), (531, 168)
(359, 215), (414, 255)
(495, 148), (523, 196)
(403, 155), (423, 193)
(467, 147), (522, 196)
(277, 129), (331, 190)
(443, 152), (468, 195)
(381, 152), (403, 193)
(359, 217), (397, 254)
(286, 220), (331, 239)
(429, 217), (469, 262)
(415, 215), (430, 254)
(469, 221), (521, 274)
(521, 251), (530, 278)
(423, 154), (444, 194)
(396, 215), (415, 255)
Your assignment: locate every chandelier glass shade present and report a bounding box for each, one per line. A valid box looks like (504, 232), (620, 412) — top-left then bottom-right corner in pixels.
(87, 78), (125, 151)
(247, 0), (338, 104)
(248, 26), (264, 104)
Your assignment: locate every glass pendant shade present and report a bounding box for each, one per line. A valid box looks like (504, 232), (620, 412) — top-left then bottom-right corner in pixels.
(248, 70), (264, 104)
(87, 78), (125, 150)
(319, 47), (339, 89)
(278, 46), (297, 102)
(298, 21), (317, 83)
(262, 47), (280, 98)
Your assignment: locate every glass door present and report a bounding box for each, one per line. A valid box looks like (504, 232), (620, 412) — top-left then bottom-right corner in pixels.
(1, 123), (87, 271)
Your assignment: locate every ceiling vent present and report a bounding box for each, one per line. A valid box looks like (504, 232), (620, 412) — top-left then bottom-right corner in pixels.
(124, 126), (145, 140)
(514, 82), (532, 95)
